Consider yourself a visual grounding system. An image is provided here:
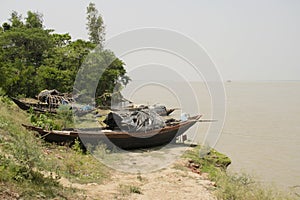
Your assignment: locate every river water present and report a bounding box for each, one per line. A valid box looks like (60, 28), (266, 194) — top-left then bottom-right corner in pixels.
(122, 81), (300, 191)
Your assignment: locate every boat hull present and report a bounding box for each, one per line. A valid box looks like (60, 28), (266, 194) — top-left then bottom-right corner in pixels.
(11, 97), (57, 113)
(23, 115), (201, 150)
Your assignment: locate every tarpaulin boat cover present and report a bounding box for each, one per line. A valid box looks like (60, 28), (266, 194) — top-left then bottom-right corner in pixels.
(149, 105), (168, 115)
(37, 89), (74, 107)
(104, 109), (166, 132)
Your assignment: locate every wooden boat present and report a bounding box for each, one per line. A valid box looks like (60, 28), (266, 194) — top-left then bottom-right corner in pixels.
(99, 107), (175, 116)
(22, 115), (201, 149)
(11, 97), (94, 116)
(11, 97), (57, 113)
(127, 107), (176, 116)
(107, 105), (176, 116)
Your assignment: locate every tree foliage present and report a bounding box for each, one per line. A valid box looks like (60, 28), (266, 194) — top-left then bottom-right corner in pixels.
(0, 9), (129, 106)
(86, 2), (105, 47)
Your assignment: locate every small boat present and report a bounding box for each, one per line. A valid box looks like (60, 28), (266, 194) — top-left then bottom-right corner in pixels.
(108, 105), (176, 116)
(100, 106), (176, 116)
(127, 107), (176, 116)
(10, 97), (57, 114)
(11, 97), (94, 116)
(10, 89), (75, 114)
(22, 115), (201, 149)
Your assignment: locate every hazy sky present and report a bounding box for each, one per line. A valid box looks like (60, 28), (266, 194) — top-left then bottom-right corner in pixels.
(1, 0), (300, 81)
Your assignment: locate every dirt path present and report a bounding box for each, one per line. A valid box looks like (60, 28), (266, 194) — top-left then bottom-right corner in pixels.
(60, 160), (216, 200)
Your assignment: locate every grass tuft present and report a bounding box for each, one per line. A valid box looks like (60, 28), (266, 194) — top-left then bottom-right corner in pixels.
(119, 184), (142, 196)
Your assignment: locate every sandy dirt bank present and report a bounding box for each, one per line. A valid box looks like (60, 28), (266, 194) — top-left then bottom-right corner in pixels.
(60, 160), (216, 200)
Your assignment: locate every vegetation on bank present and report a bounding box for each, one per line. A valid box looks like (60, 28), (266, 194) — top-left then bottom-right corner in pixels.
(0, 96), (109, 199)
(29, 104), (74, 131)
(183, 146), (296, 200)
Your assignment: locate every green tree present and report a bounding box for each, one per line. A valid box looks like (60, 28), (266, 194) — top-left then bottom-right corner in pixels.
(40, 37), (95, 93)
(86, 2), (105, 47)
(9, 11), (23, 28)
(74, 48), (130, 105)
(25, 11), (43, 29)
(0, 11), (54, 96)
(0, 10), (129, 105)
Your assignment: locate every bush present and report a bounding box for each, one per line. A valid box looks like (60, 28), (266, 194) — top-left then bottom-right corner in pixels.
(56, 104), (74, 129)
(30, 111), (60, 130)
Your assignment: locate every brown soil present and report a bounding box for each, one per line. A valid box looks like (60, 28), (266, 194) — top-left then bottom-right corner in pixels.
(60, 160), (216, 200)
